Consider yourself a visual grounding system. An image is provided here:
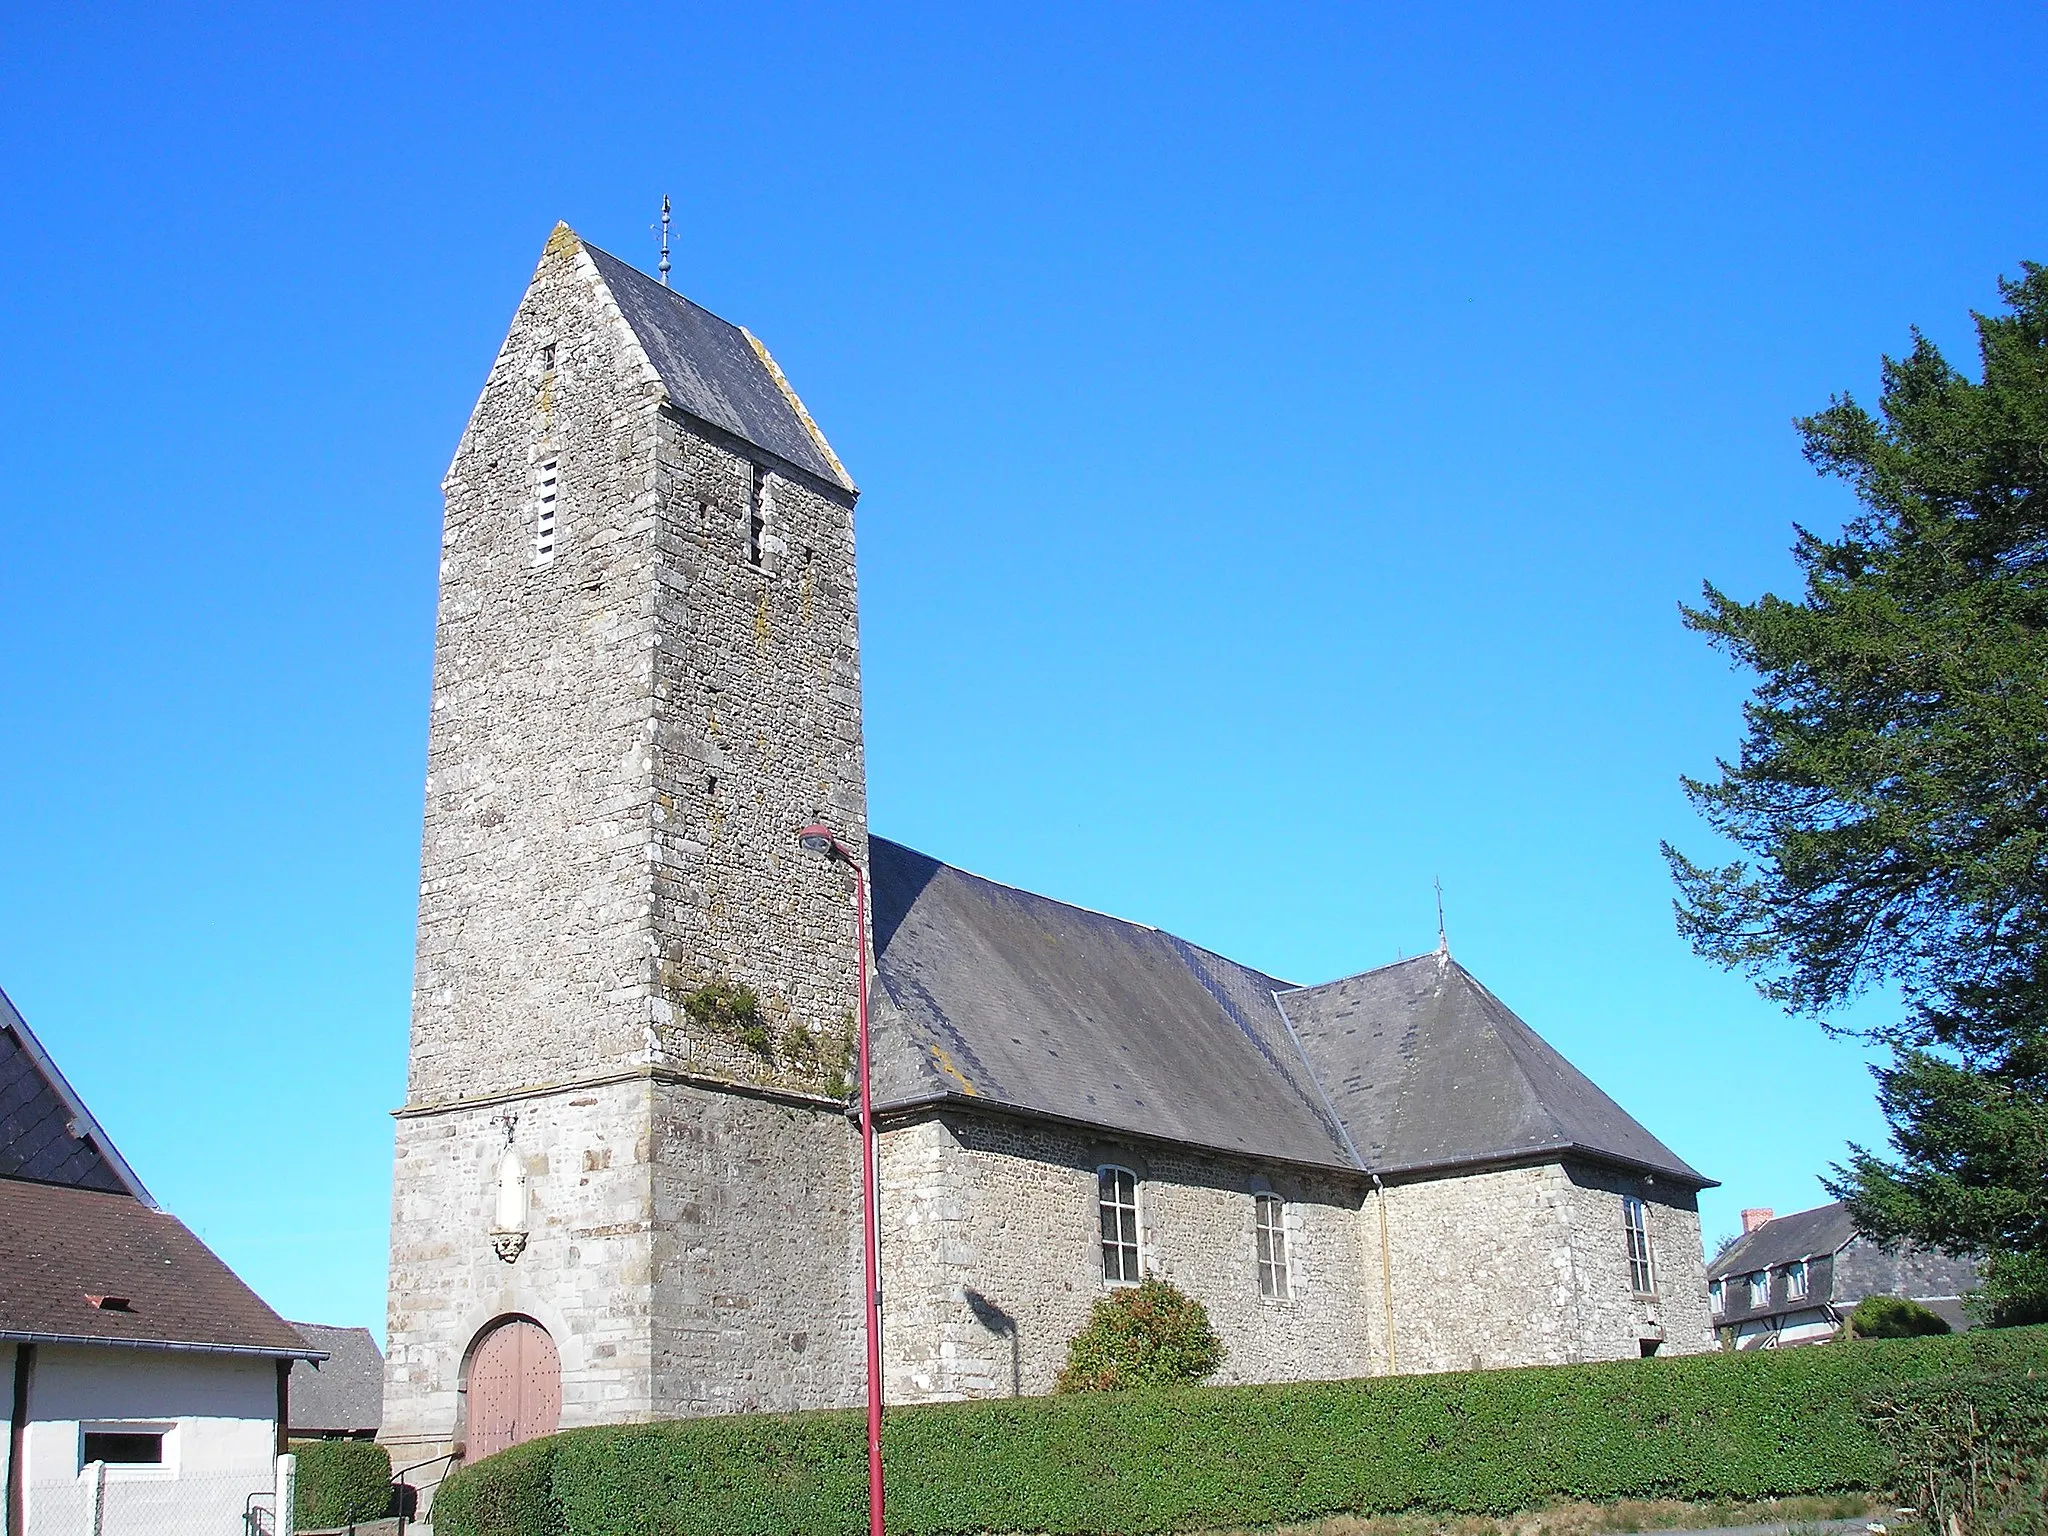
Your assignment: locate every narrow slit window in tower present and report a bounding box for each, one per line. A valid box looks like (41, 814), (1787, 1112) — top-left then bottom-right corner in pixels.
(747, 466), (768, 569)
(533, 457), (560, 566)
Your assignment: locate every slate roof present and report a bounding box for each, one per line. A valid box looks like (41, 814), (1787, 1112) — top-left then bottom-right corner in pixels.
(0, 984), (151, 1201)
(288, 1323), (385, 1435)
(579, 237), (854, 492)
(0, 1179), (320, 1358)
(868, 838), (1355, 1169)
(867, 839), (1710, 1187)
(1281, 954), (1713, 1187)
(1708, 1201), (1857, 1281)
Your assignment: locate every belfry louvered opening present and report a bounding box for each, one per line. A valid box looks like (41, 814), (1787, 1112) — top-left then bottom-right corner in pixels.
(533, 457), (560, 565)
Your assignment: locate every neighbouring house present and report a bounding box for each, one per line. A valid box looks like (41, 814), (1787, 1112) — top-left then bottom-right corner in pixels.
(1, 984), (323, 1533)
(286, 1325), (384, 1441)
(380, 224), (1720, 1481)
(1706, 1201), (1981, 1348)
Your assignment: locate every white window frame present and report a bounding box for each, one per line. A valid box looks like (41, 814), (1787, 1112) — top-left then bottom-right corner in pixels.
(1622, 1196), (1656, 1295)
(1097, 1166), (1141, 1287)
(1709, 1278), (1724, 1315)
(532, 455), (560, 566)
(1254, 1191), (1291, 1300)
(1784, 1259), (1808, 1302)
(1748, 1270), (1770, 1310)
(79, 1421), (176, 1478)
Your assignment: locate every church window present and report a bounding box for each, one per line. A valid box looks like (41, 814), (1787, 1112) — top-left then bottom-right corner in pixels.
(1623, 1196), (1655, 1295)
(1784, 1259), (1807, 1301)
(533, 457), (560, 565)
(1255, 1192), (1290, 1299)
(1098, 1166), (1140, 1285)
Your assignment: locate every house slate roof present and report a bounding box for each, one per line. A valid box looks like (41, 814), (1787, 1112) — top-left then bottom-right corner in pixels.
(287, 1323), (385, 1434)
(866, 838), (1713, 1188)
(578, 237), (854, 493)
(1280, 954), (1713, 1187)
(0, 1178), (319, 1359)
(1708, 1202), (1857, 1282)
(0, 984), (151, 1202)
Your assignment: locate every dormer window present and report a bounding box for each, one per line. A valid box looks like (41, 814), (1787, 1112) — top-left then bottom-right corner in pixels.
(1785, 1259), (1808, 1301)
(1748, 1270), (1769, 1309)
(1709, 1279), (1724, 1315)
(533, 457), (559, 565)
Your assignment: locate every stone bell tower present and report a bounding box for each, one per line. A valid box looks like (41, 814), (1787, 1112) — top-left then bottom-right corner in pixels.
(382, 224), (870, 1467)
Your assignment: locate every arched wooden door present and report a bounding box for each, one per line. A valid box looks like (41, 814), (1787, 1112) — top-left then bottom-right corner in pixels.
(465, 1317), (561, 1460)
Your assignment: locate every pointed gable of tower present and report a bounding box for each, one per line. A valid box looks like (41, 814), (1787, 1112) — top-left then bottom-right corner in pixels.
(578, 242), (852, 492)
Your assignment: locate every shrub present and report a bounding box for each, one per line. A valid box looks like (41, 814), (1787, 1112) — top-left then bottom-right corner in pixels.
(431, 1433), (562, 1536)
(428, 1324), (2048, 1536)
(289, 1438), (392, 1528)
(1848, 1294), (1952, 1339)
(1054, 1277), (1224, 1392)
(1866, 1370), (2048, 1535)
(683, 979), (772, 1058)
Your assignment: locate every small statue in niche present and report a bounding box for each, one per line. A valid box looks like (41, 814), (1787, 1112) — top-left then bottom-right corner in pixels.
(490, 1115), (529, 1264)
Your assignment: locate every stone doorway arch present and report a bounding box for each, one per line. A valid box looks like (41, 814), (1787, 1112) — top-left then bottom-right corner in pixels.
(462, 1315), (561, 1460)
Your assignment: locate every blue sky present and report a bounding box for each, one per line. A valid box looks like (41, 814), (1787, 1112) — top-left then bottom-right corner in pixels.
(2, 3), (2044, 1337)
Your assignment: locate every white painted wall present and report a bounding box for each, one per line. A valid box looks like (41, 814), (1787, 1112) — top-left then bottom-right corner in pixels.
(17, 1344), (278, 1534)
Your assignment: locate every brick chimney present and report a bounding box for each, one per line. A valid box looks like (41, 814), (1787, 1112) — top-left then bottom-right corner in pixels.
(1741, 1207), (1775, 1234)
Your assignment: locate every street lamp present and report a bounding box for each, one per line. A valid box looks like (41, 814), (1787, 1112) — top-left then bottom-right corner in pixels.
(796, 823), (884, 1536)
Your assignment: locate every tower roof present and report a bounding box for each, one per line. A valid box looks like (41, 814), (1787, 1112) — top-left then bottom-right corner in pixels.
(1281, 954), (1714, 1187)
(576, 235), (854, 493)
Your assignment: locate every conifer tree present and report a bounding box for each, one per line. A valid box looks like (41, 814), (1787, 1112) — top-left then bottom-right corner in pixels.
(1667, 264), (2048, 1323)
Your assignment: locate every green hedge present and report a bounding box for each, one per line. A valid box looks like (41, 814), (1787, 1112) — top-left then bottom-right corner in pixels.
(431, 1326), (2048, 1536)
(290, 1438), (393, 1528)
(1866, 1370), (2048, 1535)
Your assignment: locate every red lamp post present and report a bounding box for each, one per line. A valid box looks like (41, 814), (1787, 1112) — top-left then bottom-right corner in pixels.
(796, 823), (884, 1536)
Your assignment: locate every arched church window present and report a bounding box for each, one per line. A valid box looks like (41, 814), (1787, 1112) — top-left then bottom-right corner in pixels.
(1255, 1192), (1290, 1299)
(1097, 1166), (1140, 1286)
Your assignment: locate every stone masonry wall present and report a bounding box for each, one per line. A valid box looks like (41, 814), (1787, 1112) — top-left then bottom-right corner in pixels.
(1376, 1163), (1578, 1374)
(1375, 1160), (1711, 1374)
(645, 409), (867, 1085)
(409, 227), (666, 1104)
(877, 1111), (1375, 1401)
(1563, 1161), (1713, 1360)
(382, 1078), (654, 1461)
(648, 1081), (864, 1416)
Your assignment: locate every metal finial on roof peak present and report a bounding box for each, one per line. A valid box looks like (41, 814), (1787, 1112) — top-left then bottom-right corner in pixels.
(657, 196), (672, 287)
(1434, 877), (1449, 956)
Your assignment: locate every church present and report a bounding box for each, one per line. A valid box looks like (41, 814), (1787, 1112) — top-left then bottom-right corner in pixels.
(380, 225), (1715, 1471)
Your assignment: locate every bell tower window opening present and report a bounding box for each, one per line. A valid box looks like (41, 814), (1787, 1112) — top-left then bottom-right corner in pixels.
(533, 457), (560, 566)
(747, 465), (768, 569)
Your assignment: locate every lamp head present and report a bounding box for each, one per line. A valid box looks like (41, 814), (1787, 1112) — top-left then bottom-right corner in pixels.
(797, 824), (841, 858)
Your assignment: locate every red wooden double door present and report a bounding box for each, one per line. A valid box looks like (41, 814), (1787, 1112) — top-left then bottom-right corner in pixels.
(465, 1316), (561, 1460)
